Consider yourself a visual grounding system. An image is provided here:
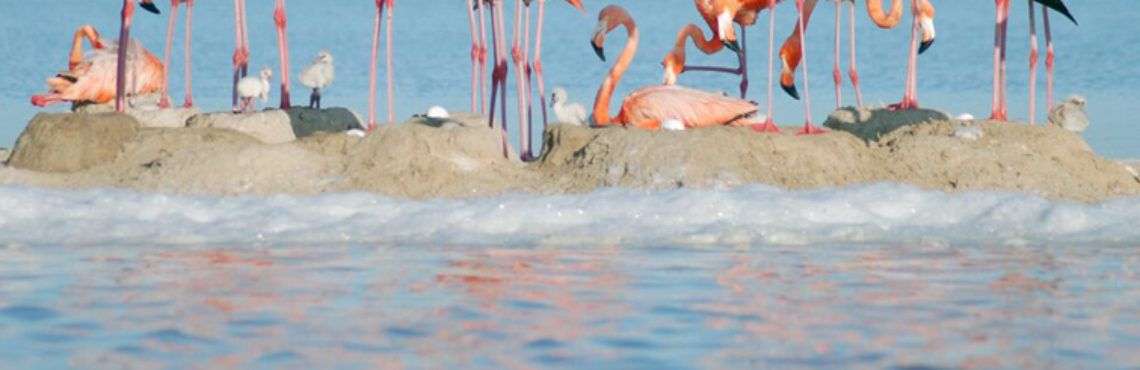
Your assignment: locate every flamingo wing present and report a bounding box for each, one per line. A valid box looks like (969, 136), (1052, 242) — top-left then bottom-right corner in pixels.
(618, 85), (758, 129)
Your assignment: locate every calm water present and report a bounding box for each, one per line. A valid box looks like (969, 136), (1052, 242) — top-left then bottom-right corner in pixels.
(2, 242), (1139, 368)
(1, 1), (1137, 157)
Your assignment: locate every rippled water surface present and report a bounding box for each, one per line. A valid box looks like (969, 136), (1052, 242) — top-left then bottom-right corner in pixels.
(2, 242), (1139, 368)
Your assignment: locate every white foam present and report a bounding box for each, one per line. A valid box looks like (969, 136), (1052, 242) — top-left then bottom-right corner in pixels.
(0, 184), (1138, 247)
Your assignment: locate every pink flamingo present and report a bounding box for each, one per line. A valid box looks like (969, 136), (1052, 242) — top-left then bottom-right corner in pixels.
(159, 0), (195, 109)
(232, 0), (250, 112)
(991, 0), (1076, 122)
(591, 5), (760, 130)
(32, 25), (165, 107)
(367, 0), (395, 130)
(114, 0), (162, 112)
(512, 0), (584, 160)
(273, 0), (292, 109)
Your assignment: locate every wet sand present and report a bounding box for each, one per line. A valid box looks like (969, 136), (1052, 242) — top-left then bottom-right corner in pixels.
(2, 108), (1138, 202)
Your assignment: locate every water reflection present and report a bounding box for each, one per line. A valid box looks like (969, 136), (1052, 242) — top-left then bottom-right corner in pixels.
(0, 243), (1137, 368)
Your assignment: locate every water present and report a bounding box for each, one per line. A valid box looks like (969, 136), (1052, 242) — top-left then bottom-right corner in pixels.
(1, 185), (1140, 368)
(1, 1), (1137, 158)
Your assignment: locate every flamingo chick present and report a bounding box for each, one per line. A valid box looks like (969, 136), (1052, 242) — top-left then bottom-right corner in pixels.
(236, 67), (272, 113)
(550, 88), (588, 125)
(299, 51), (335, 109)
(591, 5), (760, 130)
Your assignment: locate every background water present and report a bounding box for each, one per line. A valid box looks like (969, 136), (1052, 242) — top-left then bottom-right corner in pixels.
(0, 0), (1136, 158)
(1, 185), (1140, 368)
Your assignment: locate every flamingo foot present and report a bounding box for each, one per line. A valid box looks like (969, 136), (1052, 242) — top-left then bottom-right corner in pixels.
(750, 119), (781, 134)
(182, 97), (194, 108)
(990, 111), (1008, 122)
(158, 96), (172, 109)
(30, 95), (57, 107)
(887, 98), (919, 111)
(796, 123), (827, 136)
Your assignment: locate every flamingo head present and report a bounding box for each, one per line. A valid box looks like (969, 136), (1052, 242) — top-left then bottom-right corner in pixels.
(259, 67), (274, 81)
(563, 0), (586, 13)
(661, 50), (684, 85)
(590, 6), (626, 62)
(551, 88), (569, 105)
(139, 0), (161, 14)
(917, 1), (936, 54)
(778, 37), (802, 100)
(315, 50), (334, 64)
(717, 10), (740, 52)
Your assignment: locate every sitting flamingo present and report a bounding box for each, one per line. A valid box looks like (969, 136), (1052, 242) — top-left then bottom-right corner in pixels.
(590, 5), (760, 130)
(31, 25), (165, 108)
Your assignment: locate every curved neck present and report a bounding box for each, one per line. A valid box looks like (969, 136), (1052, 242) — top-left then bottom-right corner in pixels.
(676, 23), (722, 54)
(865, 0), (903, 28)
(592, 12), (638, 125)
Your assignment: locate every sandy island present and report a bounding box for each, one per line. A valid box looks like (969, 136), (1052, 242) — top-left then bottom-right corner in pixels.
(2, 107), (1138, 202)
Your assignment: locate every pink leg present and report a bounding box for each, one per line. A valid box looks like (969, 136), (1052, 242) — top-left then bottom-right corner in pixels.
(478, 3), (488, 115)
(1027, 0), (1038, 125)
(115, 0), (135, 112)
(832, 0), (842, 108)
(160, 0), (180, 108)
(232, 0), (244, 111)
(368, 0), (383, 130)
(1043, 5), (1054, 110)
(492, 1), (510, 157)
(533, 0), (549, 131)
(466, 0), (480, 113)
(182, 0), (194, 107)
(991, 0), (1009, 121)
(891, 0), (921, 110)
(752, 5), (780, 133)
(274, 0), (291, 109)
(795, 0), (825, 135)
(847, 1), (863, 108)
(512, 0), (530, 160)
(385, 0), (395, 123)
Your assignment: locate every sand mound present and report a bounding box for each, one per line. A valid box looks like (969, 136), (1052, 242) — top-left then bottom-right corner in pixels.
(8, 113), (139, 173)
(0, 148), (9, 164)
(3, 108), (1138, 202)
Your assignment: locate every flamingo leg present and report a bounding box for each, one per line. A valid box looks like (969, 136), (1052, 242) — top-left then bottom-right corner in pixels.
(832, 0), (842, 108)
(682, 26), (749, 98)
(478, 3), (488, 115)
(160, 0), (180, 109)
(524, 2), (534, 134)
(512, 0), (531, 160)
(466, 0), (480, 113)
(273, 0), (291, 109)
(182, 0), (194, 107)
(487, 0), (510, 157)
(847, 0), (863, 107)
(753, 5), (779, 132)
(890, 0), (921, 111)
(533, 0), (549, 133)
(991, 0), (1009, 121)
(232, 0), (245, 111)
(795, 0), (825, 135)
(386, 0), (395, 123)
(1027, 0), (1038, 125)
(1043, 5), (1054, 110)
(115, 0), (135, 112)
(368, 0), (383, 129)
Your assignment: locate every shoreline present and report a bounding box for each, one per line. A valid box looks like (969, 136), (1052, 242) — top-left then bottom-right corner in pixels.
(2, 108), (1139, 203)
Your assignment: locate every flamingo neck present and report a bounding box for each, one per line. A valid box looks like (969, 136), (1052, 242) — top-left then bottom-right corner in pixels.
(592, 17), (638, 126)
(865, 0), (904, 28)
(677, 23), (722, 54)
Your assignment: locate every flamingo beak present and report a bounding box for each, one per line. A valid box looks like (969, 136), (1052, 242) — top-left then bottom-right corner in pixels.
(139, 1), (161, 14)
(918, 38), (935, 54)
(723, 40), (741, 53)
(781, 82), (800, 100)
(592, 42), (605, 62)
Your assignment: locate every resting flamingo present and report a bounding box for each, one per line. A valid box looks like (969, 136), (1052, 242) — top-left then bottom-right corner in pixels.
(991, 0), (1076, 123)
(232, 0), (250, 112)
(31, 25), (165, 108)
(512, 0), (584, 161)
(273, 0), (292, 109)
(591, 5), (760, 130)
(367, 0), (395, 130)
(662, 0), (781, 132)
(159, 0), (194, 109)
(114, 0), (162, 112)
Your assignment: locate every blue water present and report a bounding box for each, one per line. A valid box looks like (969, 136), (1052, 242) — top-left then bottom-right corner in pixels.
(1, 1), (1137, 158)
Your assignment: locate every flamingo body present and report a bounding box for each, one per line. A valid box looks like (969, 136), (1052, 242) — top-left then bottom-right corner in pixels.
(33, 28), (165, 107)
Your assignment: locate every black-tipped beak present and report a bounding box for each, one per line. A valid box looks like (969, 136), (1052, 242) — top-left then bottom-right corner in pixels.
(139, 1), (161, 14)
(781, 83), (800, 100)
(592, 42), (605, 62)
(918, 38), (935, 55)
(723, 40), (741, 53)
